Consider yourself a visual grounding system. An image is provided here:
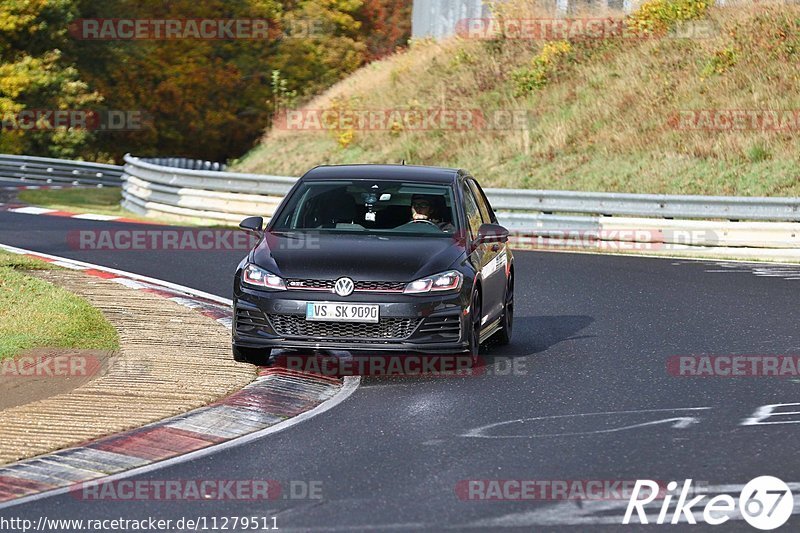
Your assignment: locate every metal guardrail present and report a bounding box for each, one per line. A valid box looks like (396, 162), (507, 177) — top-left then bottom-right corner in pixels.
(3, 153), (798, 251)
(121, 154), (800, 223)
(119, 155), (800, 251)
(483, 188), (800, 222)
(121, 155), (295, 222)
(140, 157), (227, 172)
(0, 154), (123, 187)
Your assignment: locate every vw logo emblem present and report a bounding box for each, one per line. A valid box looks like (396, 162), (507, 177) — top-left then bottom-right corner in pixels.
(334, 277), (354, 297)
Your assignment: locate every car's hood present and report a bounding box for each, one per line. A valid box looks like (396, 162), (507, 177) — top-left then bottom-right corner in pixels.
(252, 232), (465, 281)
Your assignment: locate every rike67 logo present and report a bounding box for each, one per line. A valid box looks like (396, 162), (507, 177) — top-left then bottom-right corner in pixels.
(623, 477), (794, 530)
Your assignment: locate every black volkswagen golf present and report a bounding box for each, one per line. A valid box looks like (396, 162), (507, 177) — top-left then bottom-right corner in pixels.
(232, 164), (513, 364)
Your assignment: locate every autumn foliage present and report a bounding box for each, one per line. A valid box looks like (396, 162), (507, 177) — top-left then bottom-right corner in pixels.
(0, 0), (411, 162)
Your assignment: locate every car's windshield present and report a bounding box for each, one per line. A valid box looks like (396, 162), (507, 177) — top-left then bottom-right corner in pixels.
(270, 180), (458, 236)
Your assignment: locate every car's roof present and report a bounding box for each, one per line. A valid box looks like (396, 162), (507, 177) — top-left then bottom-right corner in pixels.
(301, 164), (461, 184)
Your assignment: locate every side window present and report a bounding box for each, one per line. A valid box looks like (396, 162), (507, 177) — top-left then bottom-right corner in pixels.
(468, 179), (495, 224)
(461, 182), (482, 240)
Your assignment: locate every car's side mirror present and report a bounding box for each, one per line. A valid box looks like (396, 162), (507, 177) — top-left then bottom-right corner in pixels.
(475, 223), (509, 246)
(239, 216), (264, 236)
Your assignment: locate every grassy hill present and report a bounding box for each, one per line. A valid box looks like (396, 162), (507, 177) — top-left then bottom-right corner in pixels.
(233, 0), (800, 196)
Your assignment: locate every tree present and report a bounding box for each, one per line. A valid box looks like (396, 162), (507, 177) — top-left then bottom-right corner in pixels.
(0, 0), (101, 158)
(356, 0), (411, 61)
(1, 0), (412, 161)
(71, 0), (283, 161)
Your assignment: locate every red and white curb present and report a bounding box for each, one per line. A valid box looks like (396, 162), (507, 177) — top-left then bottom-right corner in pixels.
(0, 204), (148, 225)
(0, 184), (149, 224)
(0, 244), (360, 509)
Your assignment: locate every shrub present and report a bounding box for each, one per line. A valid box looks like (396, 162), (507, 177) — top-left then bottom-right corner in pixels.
(627, 0), (710, 36)
(701, 46), (738, 78)
(512, 41), (573, 96)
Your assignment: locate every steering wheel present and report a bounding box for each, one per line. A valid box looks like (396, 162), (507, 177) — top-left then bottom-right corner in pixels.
(411, 219), (439, 227)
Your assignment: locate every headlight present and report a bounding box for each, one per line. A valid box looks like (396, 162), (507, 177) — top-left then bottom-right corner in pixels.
(404, 270), (463, 294)
(242, 263), (286, 290)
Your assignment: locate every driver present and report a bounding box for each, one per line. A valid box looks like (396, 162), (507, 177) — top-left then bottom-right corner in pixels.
(410, 194), (454, 232)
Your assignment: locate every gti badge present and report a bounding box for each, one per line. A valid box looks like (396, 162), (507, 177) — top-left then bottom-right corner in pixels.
(334, 277), (355, 297)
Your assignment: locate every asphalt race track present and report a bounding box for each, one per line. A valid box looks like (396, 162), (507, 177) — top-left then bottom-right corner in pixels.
(1, 210), (799, 531)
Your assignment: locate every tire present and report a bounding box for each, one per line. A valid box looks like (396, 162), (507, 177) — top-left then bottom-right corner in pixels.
(232, 344), (272, 365)
(468, 289), (482, 366)
(494, 272), (514, 345)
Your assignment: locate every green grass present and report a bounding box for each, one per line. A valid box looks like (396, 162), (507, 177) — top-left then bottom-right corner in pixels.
(17, 187), (130, 218)
(17, 187), (237, 227)
(233, 2), (800, 196)
(0, 250), (119, 360)
(0, 251), (57, 271)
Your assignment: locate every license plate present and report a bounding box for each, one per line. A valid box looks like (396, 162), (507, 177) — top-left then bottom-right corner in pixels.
(306, 302), (380, 323)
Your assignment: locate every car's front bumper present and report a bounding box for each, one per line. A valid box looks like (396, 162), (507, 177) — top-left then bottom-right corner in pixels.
(232, 286), (470, 354)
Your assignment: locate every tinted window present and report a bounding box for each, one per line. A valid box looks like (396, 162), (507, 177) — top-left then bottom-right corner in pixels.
(271, 180), (458, 236)
(468, 179), (495, 224)
(461, 182), (482, 240)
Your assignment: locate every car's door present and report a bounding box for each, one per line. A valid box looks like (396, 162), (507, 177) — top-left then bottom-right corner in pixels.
(461, 178), (503, 327)
(468, 178), (507, 324)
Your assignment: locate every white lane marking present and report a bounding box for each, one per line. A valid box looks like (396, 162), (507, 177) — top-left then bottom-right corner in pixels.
(169, 296), (203, 309)
(9, 206), (56, 215)
(694, 261), (800, 282)
(109, 277), (148, 290)
(740, 402), (800, 426)
(0, 243), (362, 511)
(0, 243), (230, 306)
(462, 407), (711, 439)
(50, 260), (87, 270)
(71, 213), (121, 221)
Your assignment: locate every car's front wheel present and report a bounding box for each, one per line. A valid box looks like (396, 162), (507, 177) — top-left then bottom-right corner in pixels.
(232, 344), (272, 365)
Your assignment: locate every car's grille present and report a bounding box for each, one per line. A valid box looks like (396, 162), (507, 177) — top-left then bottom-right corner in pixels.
(355, 281), (405, 292)
(286, 279), (333, 290)
(285, 279), (406, 293)
(235, 308), (270, 333)
(268, 314), (421, 340)
(415, 315), (461, 341)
